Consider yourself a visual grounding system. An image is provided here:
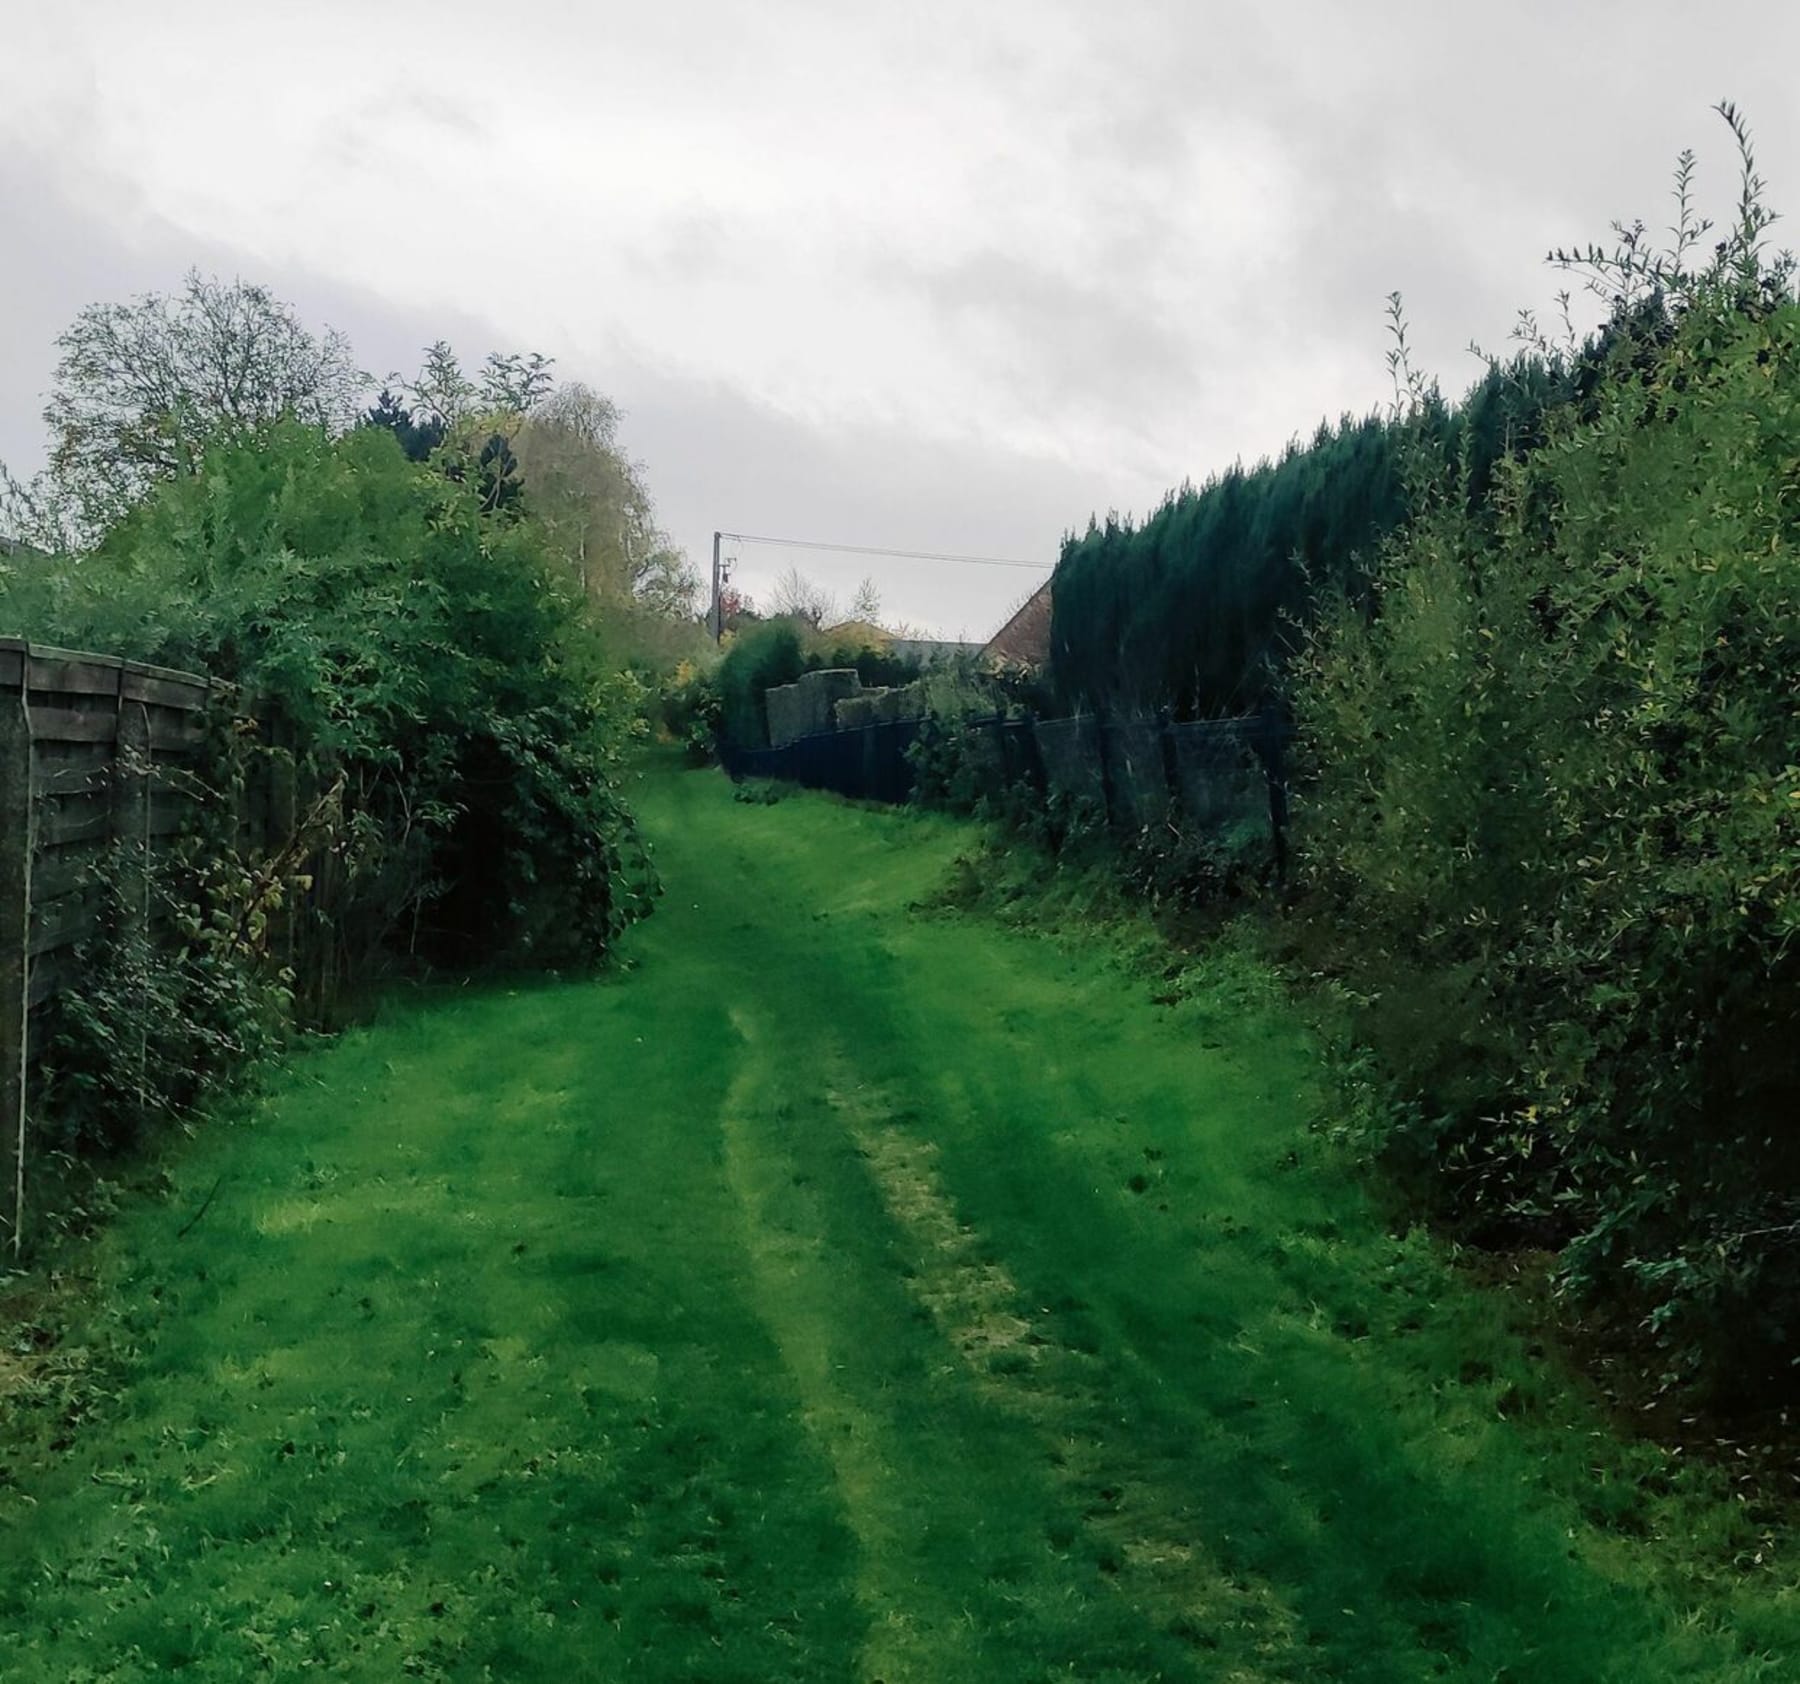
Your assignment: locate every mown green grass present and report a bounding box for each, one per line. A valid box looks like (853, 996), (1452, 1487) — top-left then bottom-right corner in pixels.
(1, 766), (1795, 1680)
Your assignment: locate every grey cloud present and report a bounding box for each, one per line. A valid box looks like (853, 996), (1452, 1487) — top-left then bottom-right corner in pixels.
(397, 88), (491, 141)
(903, 249), (1195, 439)
(623, 210), (739, 285)
(931, 247), (1189, 376)
(9, 0), (1800, 639)
(604, 357), (1119, 637)
(0, 148), (1097, 638)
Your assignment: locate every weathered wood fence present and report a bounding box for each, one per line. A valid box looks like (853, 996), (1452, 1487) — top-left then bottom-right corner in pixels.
(0, 637), (219, 1254)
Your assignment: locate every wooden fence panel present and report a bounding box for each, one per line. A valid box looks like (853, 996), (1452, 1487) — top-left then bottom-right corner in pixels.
(0, 638), (218, 1252)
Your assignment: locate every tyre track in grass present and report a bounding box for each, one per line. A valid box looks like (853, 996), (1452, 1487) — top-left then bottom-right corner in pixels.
(827, 1062), (1300, 1679)
(638, 766), (1797, 1682)
(0, 764), (1792, 1680)
(718, 1006), (986, 1684)
(710, 988), (1229, 1682)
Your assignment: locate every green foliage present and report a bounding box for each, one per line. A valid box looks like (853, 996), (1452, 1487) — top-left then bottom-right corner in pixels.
(732, 778), (792, 805)
(38, 839), (290, 1160)
(716, 621), (808, 747)
(1299, 268), (1800, 1395)
(1113, 803), (1273, 916)
(903, 667), (1021, 814)
(1050, 365), (1575, 719)
(906, 710), (996, 815)
(658, 660), (723, 763)
(2, 421), (652, 974)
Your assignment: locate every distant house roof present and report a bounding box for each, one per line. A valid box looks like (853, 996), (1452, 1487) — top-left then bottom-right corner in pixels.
(981, 580), (1053, 669)
(889, 637), (984, 667)
(819, 619), (893, 647)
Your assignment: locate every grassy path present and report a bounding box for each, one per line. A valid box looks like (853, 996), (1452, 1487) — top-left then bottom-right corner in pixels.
(1, 767), (1794, 1679)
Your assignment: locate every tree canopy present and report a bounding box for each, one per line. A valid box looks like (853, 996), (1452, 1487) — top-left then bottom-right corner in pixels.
(35, 271), (367, 539)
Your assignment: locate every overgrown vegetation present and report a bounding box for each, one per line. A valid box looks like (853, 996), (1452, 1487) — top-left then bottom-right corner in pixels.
(903, 665), (1034, 807)
(38, 836), (290, 1161)
(1296, 108), (1800, 1398)
(0, 277), (696, 1195)
(9, 421), (654, 970)
(1034, 105), (1800, 1405)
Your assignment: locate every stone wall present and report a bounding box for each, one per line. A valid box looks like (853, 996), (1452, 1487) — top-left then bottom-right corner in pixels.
(766, 668), (864, 747)
(833, 680), (926, 730)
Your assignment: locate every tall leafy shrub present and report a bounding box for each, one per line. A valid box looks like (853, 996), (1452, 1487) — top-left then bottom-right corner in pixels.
(715, 622), (807, 748)
(1298, 276), (1800, 1393)
(2, 421), (650, 974)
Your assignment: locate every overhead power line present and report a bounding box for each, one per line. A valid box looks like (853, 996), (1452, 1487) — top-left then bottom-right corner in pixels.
(717, 530), (1051, 571)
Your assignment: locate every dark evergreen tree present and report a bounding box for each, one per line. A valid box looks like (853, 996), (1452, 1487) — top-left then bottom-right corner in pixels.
(1049, 357), (1579, 718)
(362, 387), (448, 463)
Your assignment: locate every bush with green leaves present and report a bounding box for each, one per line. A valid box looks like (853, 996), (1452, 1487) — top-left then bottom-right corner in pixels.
(715, 622), (808, 748)
(658, 661), (724, 764)
(1298, 220), (1800, 1394)
(900, 666), (1020, 813)
(2, 420), (652, 979)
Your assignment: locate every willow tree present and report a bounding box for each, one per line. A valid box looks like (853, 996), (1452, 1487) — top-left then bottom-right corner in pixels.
(512, 383), (695, 620)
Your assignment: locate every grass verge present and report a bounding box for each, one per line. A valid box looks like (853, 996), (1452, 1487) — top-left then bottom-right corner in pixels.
(0, 766), (1792, 1679)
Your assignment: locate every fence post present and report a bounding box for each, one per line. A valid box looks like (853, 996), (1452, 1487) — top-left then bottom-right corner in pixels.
(114, 697), (153, 1120)
(1, 673), (34, 1255)
(1157, 708), (1179, 810)
(1255, 702), (1290, 881)
(1093, 714), (1117, 828)
(114, 699), (152, 925)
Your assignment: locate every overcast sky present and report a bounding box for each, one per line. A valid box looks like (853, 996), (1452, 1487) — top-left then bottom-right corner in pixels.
(4, 2), (1798, 636)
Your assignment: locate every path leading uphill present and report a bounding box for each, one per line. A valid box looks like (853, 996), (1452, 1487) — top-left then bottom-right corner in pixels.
(0, 768), (1791, 1680)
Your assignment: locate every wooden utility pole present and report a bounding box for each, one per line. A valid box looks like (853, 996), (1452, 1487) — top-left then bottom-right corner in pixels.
(710, 531), (723, 643)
